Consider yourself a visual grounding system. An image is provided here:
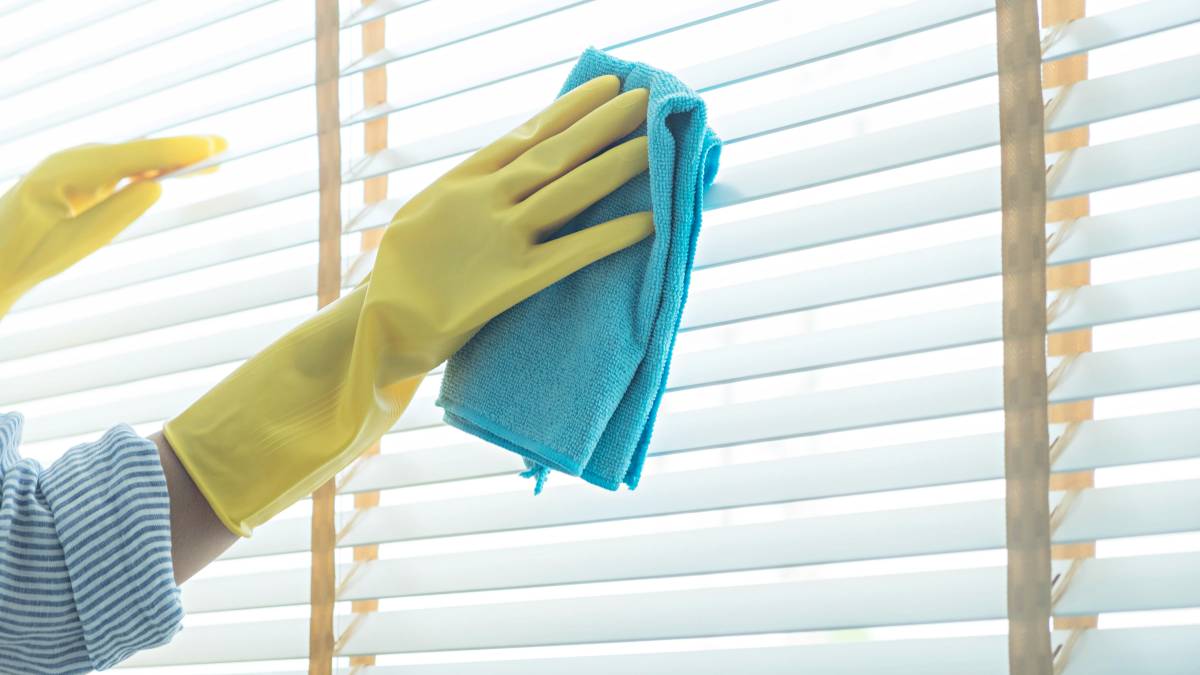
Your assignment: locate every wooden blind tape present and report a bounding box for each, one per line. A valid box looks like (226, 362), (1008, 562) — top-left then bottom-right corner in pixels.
(996, 1), (1053, 674)
(310, 0), (341, 672)
(348, 2), (388, 670)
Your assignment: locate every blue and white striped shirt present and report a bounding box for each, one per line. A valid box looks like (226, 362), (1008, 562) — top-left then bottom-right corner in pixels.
(0, 412), (182, 673)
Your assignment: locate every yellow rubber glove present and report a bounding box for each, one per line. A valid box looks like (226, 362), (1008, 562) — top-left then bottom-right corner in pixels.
(164, 75), (653, 536)
(0, 136), (227, 317)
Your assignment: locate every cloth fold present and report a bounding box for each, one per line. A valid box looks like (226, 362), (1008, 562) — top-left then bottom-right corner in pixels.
(437, 47), (721, 492)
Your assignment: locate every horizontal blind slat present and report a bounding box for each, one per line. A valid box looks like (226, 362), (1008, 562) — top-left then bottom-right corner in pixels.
(1, 258), (327, 362)
(344, 0), (992, 131)
(9, 186), (1190, 396)
(0, 0), (286, 100)
(340, 0), (593, 76)
(193, 499), (1012, 611)
(694, 184), (1199, 276)
(691, 186), (1178, 318)
(0, 0), (39, 18)
(110, 1), (1190, 243)
(1051, 338), (1200, 403)
(125, 0), (998, 239)
(342, 406), (1200, 494)
(704, 118), (1199, 239)
(1067, 626), (1200, 675)
(135, 567), (1016, 663)
(682, 228), (1200, 334)
(1051, 124), (1200, 201)
(232, 490), (1014, 593)
(174, 627), (1200, 675)
(339, 41), (999, 187)
(0, 0), (523, 180)
(15, 219), (316, 309)
(0, 316), (301, 407)
(129, 87), (1199, 266)
(26, 243), (1200, 441)
(1050, 52), (1200, 131)
(135, 550), (1200, 663)
(9, 0), (1189, 187)
(0, 67), (314, 183)
(0, 26), (315, 148)
(681, 236), (999, 330)
(16, 65), (1198, 318)
(669, 0), (994, 90)
(223, 442), (1200, 561)
(347, 51), (1199, 220)
(344, 0), (781, 124)
(12, 118), (1189, 362)
(196, 0), (1191, 183)
(1057, 552), (1200, 617)
(0, 0), (156, 61)
(357, 0), (1191, 146)
(19, 252), (1200, 441)
(1054, 408), (1200, 472)
(339, 0), (428, 29)
(640, 339), (1198, 457)
(704, 113), (1199, 211)
(123, 169), (319, 245)
(14, 0), (769, 188)
(16, 265), (1200, 442)
(1042, 0), (1200, 61)
(120, 616), (306, 666)
(21, 108), (1190, 317)
(188, 413), (1200, 611)
(156, 637), (1012, 675)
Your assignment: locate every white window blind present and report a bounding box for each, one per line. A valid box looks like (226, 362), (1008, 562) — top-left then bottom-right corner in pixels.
(0, 0), (1198, 673)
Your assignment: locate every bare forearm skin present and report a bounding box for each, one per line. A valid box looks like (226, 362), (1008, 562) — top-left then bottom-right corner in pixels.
(148, 431), (239, 584)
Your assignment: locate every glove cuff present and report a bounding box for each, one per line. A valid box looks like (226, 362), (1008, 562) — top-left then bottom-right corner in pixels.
(164, 287), (424, 536)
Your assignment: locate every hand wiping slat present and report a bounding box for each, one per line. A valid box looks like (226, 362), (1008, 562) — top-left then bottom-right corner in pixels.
(438, 47), (722, 493)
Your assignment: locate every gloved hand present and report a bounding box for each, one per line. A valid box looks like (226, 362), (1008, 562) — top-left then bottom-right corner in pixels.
(0, 136), (227, 317)
(164, 75), (653, 536)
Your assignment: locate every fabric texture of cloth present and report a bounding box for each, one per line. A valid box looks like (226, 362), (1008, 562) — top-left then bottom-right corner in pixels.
(437, 47), (721, 492)
(0, 412), (181, 673)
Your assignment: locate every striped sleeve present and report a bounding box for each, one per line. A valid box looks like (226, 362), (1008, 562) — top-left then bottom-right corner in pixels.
(0, 412), (183, 673)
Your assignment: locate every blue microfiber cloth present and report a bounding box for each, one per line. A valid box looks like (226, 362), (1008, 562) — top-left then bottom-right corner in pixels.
(436, 47), (721, 493)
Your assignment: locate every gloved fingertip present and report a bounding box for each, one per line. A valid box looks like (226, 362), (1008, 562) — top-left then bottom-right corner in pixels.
(582, 74), (621, 96)
(205, 135), (229, 155)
